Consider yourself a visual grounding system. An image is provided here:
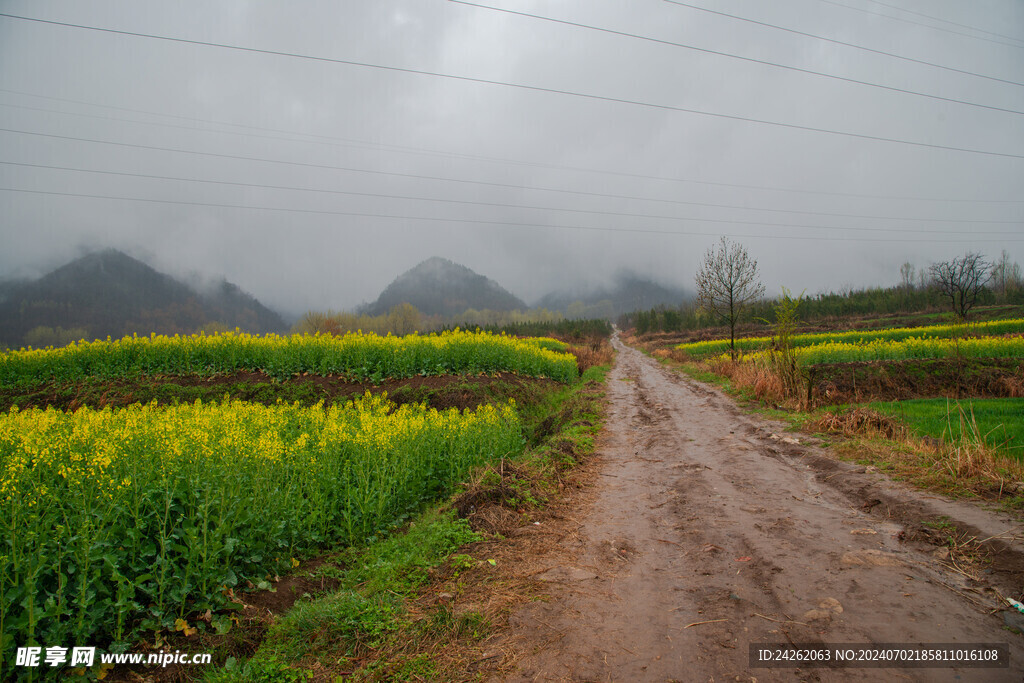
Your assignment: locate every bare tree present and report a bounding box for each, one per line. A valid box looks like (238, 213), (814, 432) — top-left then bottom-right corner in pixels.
(990, 249), (1022, 298)
(929, 253), (991, 319)
(695, 237), (765, 358)
(899, 262), (916, 290)
(387, 302), (421, 335)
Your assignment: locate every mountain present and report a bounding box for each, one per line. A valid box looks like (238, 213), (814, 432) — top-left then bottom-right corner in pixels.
(200, 278), (289, 335)
(536, 273), (691, 319)
(362, 257), (527, 317)
(0, 249), (286, 347)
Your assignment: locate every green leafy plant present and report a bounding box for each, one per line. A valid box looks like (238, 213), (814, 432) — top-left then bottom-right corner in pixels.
(0, 395), (518, 673)
(205, 653), (311, 682)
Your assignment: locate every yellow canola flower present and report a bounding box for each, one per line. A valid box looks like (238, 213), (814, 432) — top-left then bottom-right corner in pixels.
(677, 318), (1024, 357)
(735, 334), (1024, 366)
(0, 330), (578, 385)
(0, 393), (521, 513)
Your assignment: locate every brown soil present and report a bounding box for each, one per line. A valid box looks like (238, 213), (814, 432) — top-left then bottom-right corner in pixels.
(812, 358), (1024, 404)
(2, 370), (555, 413)
(486, 333), (1024, 681)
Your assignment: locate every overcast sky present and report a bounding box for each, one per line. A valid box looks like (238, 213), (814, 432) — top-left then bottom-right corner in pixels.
(1, 0), (1022, 314)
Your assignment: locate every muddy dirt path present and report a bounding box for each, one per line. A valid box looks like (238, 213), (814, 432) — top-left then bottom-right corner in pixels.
(498, 333), (1024, 681)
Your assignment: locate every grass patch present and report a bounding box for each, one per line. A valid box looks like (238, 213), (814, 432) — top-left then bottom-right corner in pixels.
(202, 509), (477, 681)
(265, 511), (479, 658)
(868, 398), (1024, 460)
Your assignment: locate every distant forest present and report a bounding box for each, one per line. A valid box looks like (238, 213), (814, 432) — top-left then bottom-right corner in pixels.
(624, 255), (1024, 335)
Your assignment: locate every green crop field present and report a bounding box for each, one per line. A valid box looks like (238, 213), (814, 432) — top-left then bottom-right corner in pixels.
(0, 329), (578, 386)
(788, 336), (1024, 365)
(0, 394), (521, 668)
(0, 329), (589, 676)
(868, 398), (1024, 459)
(675, 318), (1024, 359)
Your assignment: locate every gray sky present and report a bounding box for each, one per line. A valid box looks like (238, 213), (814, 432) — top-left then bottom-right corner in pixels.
(1, 0), (1022, 315)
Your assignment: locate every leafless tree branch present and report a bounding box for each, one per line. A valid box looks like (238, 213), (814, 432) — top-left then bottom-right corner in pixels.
(695, 237), (765, 356)
(929, 252), (991, 319)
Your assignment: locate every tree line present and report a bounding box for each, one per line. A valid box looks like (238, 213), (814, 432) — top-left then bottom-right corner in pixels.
(627, 245), (1024, 343)
(290, 303), (612, 339)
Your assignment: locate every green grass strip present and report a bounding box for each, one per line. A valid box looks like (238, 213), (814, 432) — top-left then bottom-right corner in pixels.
(868, 398), (1024, 460)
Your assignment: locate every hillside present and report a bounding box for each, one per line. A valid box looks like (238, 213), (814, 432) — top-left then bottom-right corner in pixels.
(362, 257), (526, 317)
(535, 273), (690, 319)
(0, 249), (286, 347)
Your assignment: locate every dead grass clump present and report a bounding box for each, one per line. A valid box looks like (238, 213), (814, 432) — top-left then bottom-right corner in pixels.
(826, 404), (1024, 502)
(915, 524), (995, 582)
(452, 460), (546, 533)
(814, 408), (908, 440)
(709, 358), (787, 404)
(568, 341), (613, 375)
(465, 505), (523, 536)
(669, 349), (691, 363)
(941, 530), (994, 581)
(939, 405), (1024, 488)
(651, 347), (691, 363)
(993, 374), (1024, 398)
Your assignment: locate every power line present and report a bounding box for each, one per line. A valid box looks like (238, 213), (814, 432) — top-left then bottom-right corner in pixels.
(1, 12), (1022, 160)
(836, 0), (1024, 45)
(0, 100), (394, 155)
(4, 160), (1020, 231)
(814, 0), (1024, 50)
(6, 127), (1024, 229)
(859, 0), (1024, 44)
(3, 186), (1020, 243)
(662, 0), (1024, 88)
(448, 1), (1024, 116)
(0, 89), (564, 173)
(3, 91), (1021, 204)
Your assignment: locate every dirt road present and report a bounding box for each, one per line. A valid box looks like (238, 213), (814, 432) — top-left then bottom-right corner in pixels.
(499, 333), (1024, 681)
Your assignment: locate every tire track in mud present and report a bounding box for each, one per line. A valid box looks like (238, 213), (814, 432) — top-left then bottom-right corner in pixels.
(500, 334), (1024, 682)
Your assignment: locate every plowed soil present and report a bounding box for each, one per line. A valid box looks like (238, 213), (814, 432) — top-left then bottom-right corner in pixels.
(812, 358), (1024, 404)
(0, 371), (555, 413)
(495, 333), (1024, 681)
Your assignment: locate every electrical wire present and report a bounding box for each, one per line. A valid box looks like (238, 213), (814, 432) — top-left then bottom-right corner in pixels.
(3, 92), (1021, 204)
(1, 12), (1021, 159)
(662, 0), (1024, 88)
(2, 185), (1020, 243)
(448, 1), (1024, 116)
(858, 0), (1024, 44)
(814, 0), (1024, 50)
(3, 160), (1019, 230)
